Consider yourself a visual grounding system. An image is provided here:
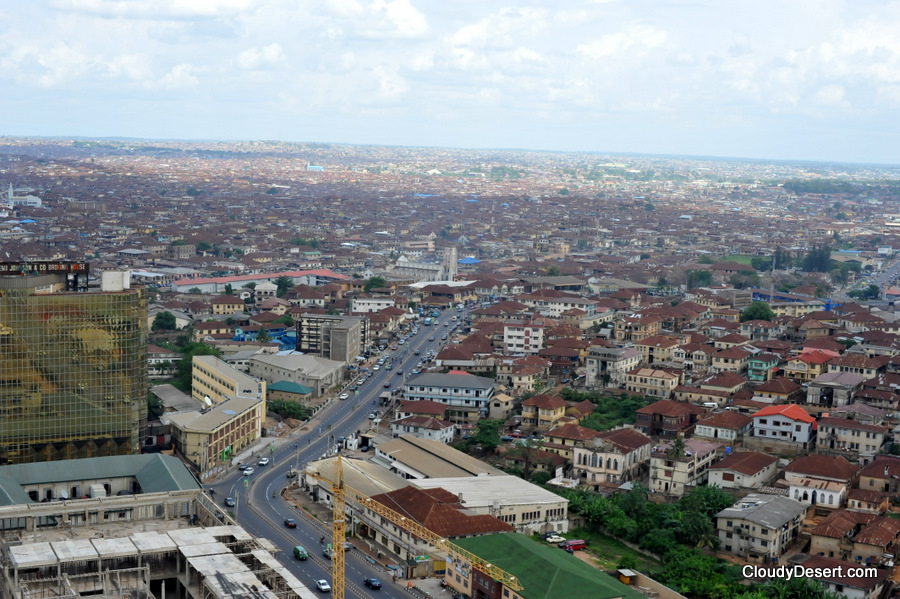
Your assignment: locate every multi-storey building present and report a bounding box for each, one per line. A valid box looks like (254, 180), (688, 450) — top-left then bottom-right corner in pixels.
(573, 427), (652, 489)
(624, 367), (680, 398)
(585, 346), (641, 388)
(191, 355), (266, 406)
(0, 265), (148, 464)
(649, 438), (719, 496)
(297, 312), (368, 363)
(716, 494), (808, 563)
(403, 372), (495, 423)
(503, 319), (545, 355)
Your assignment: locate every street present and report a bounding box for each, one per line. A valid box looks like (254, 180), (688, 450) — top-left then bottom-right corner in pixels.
(205, 307), (463, 599)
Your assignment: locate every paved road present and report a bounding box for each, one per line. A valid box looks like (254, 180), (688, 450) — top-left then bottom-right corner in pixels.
(206, 307), (464, 598)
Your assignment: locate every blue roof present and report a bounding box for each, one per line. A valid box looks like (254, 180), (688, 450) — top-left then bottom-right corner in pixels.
(457, 257), (480, 264)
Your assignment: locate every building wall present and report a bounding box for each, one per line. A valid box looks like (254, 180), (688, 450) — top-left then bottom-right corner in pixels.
(0, 285), (148, 464)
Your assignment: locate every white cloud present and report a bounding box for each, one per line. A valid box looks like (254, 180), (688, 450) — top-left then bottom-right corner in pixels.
(152, 63), (199, 90)
(237, 44), (284, 70)
(576, 23), (668, 59)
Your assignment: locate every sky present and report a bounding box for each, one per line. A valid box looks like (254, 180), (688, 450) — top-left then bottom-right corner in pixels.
(3, 0), (900, 164)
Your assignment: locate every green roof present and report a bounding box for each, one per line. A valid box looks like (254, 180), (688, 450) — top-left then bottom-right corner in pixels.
(268, 380), (314, 395)
(453, 533), (643, 599)
(0, 454), (200, 505)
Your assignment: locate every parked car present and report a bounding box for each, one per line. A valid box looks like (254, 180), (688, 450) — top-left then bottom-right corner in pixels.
(364, 578), (382, 589)
(545, 535), (566, 544)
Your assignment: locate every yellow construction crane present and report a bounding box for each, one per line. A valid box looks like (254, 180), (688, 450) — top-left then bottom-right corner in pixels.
(309, 456), (522, 593)
(332, 455), (346, 599)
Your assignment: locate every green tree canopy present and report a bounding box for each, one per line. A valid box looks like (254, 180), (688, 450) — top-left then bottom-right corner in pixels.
(364, 276), (388, 292)
(174, 342), (222, 392)
(741, 301), (775, 322)
(544, 265), (561, 276)
(274, 275), (294, 297)
(152, 311), (177, 331)
(469, 419), (504, 451)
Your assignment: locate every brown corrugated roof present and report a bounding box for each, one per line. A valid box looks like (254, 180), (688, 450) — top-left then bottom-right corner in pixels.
(369, 485), (513, 538)
(710, 451), (776, 475)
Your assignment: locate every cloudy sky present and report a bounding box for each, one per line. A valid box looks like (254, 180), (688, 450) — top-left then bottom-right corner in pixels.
(3, 0), (900, 163)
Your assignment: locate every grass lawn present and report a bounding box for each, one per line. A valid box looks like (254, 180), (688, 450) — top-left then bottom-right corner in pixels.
(564, 529), (661, 572)
(721, 254), (755, 265)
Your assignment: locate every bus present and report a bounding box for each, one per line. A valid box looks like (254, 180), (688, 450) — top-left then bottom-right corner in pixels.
(423, 317), (433, 326)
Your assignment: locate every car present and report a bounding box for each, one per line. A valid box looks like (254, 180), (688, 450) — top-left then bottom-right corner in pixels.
(315, 580), (332, 592)
(339, 393), (350, 400)
(444, 322), (449, 327)
(369, 412), (377, 419)
(540, 531), (559, 540)
(411, 369), (420, 374)
(364, 578), (382, 589)
(258, 457), (270, 466)
(414, 350), (420, 355)
(360, 445), (370, 452)
(372, 365), (380, 371)
(428, 337), (435, 341)
(391, 345), (399, 350)
(242, 467), (254, 476)
(284, 518), (297, 528)
(293, 546), (308, 560)
(349, 385), (358, 391)
(545, 535), (566, 544)
(441, 335), (448, 340)
(384, 382), (391, 388)
(396, 369), (403, 375)
(501, 435), (513, 442)
(224, 497), (235, 507)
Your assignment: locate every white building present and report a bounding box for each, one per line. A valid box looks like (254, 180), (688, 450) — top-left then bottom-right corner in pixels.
(249, 352), (344, 397)
(389, 415), (455, 444)
(503, 319), (545, 355)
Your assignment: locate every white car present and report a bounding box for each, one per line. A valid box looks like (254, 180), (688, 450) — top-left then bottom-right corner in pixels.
(316, 580), (332, 592)
(258, 457), (269, 466)
(545, 535), (566, 544)
(339, 393), (350, 400)
(242, 467), (255, 476)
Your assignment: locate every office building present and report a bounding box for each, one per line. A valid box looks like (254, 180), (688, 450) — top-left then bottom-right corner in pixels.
(0, 264), (147, 464)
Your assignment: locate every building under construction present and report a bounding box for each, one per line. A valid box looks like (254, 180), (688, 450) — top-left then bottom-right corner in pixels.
(0, 263), (148, 464)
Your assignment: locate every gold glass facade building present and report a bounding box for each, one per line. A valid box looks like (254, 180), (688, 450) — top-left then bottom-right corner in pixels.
(0, 271), (148, 464)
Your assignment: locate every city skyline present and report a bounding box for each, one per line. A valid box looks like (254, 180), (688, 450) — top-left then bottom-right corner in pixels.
(3, 1), (900, 165)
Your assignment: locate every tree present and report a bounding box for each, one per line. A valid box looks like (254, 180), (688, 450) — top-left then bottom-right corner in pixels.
(174, 343), (222, 392)
(801, 245), (832, 273)
(469, 419), (504, 451)
(189, 287), (203, 294)
(728, 272), (761, 289)
(152, 311), (177, 331)
(274, 275), (294, 297)
(545, 265), (561, 276)
(257, 328), (271, 343)
(750, 256), (773, 271)
(196, 241), (212, 252)
(274, 314), (295, 327)
(686, 270), (713, 288)
(224, 283), (234, 295)
(741, 301), (775, 322)
(848, 284), (880, 300)
(364, 276), (387, 292)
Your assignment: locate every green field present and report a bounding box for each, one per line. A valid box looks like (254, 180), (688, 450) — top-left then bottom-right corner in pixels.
(565, 529), (661, 572)
(720, 254), (755, 265)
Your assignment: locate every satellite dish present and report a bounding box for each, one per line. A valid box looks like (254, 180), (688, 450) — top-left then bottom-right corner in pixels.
(204, 396), (212, 407)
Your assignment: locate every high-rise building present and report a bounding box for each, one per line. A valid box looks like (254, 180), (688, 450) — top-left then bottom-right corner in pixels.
(0, 263), (148, 464)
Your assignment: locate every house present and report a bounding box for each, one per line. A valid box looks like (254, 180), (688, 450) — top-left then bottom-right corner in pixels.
(624, 367), (680, 398)
(783, 350), (834, 382)
(826, 354), (891, 378)
(210, 294), (245, 315)
(635, 400), (704, 438)
(751, 404), (816, 446)
(390, 416), (456, 444)
(585, 346), (642, 388)
(634, 335), (681, 365)
(649, 438), (718, 496)
(809, 510), (900, 564)
(521, 394), (569, 430)
(487, 392), (516, 420)
(671, 343), (718, 373)
(716, 494), (808, 563)
(544, 423), (603, 461)
(710, 347), (753, 374)
(815, 418), (888, 465)
(747, 352), (781, 382)
(784, 454), (859, 509)
(858, 455), (900, 494)
(398, 399), (448, 420)
(805, 372), (866, 408)
(403, 372), (495, 424)
(795, 555), (891, 599)
(707, 451), (778, 489)
(751, 377), (804, 404)
(573, 428), (652, 490)
(693, 411), (753, 445)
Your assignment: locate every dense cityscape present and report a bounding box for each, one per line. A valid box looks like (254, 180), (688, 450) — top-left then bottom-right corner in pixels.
(4, 136), (900, 599)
